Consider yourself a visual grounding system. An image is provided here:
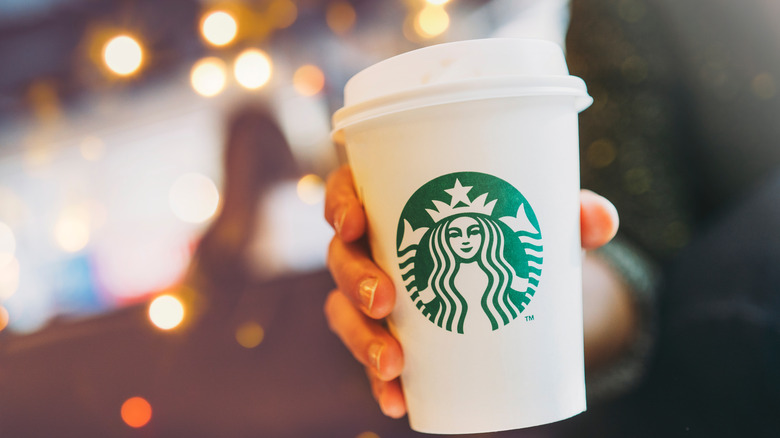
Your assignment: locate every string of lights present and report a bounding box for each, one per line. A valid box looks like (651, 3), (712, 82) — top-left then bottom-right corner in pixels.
(88, 0), (455, 96)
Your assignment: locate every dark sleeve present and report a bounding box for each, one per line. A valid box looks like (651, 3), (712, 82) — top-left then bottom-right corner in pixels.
(657, 172), (780, 433)
(568, 0), (780, 431)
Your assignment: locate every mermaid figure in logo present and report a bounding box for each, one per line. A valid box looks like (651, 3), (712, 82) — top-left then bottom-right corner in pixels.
(415, 211), (531, 334)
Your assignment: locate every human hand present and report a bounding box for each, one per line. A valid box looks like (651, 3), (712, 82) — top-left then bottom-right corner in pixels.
(323, 164), (619, 418)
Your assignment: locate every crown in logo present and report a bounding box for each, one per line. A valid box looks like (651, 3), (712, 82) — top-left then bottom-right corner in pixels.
(426, 179), (497, 223)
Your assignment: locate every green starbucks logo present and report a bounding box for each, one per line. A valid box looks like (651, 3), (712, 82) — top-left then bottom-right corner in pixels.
(396, 172), (543, 334)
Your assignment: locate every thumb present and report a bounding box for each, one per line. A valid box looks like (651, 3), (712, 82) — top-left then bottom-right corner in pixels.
(580, 189), (619, 250)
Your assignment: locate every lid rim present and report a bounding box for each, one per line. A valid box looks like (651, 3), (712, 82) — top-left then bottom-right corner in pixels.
(332, 75), (592, 137)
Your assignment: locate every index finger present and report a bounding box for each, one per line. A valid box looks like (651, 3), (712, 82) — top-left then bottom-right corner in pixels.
(325, 165), (366, 243)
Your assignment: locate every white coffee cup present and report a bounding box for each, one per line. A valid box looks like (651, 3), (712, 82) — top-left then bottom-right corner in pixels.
(332, 38), (592, 434)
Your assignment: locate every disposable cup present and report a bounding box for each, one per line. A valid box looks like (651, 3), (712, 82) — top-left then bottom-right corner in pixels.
(332, 39), (592, 434)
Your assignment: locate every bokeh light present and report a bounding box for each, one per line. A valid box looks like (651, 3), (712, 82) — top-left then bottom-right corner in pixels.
(190, 57), (227, 97)
(103, 35), (144, 76)
(0, 306), (8, 332)
(0, 221), (15, 267)
(201, 11), (238, 47)
(235, 321), (265, 348)
(426, 0), (451, 5)
(751, 72), (776, 100)
(414, 5), (450, 38)
(296, 174), (325, 205)
(326, 1), (356, 35)
(234, 49), (273, 90)
(586, 138), (617, 169)
(169, 172), (220, 223)
(0, 257), (20, 301)
(293, 64), (325, 96)
(356, 432), (381, 438)
(53, 207), (91, 253)
(267, 0), (298, 29)
(121, 397), (152, 428)
(148, 295), (185, 330)
(79, 136), (105, 161)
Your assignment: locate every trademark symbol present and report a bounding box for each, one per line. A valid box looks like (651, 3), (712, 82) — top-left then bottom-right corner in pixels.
(525, 315), (534, 322)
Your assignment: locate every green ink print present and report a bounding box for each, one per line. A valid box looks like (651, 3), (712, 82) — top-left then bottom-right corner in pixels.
(396, 172), (543, 334)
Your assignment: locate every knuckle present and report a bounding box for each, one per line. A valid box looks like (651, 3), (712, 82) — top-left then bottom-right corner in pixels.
(323, 296), (336, 330)
(323, 290), (337, 315)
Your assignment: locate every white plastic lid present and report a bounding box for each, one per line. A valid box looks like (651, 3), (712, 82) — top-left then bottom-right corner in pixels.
(332, 39), (592, 139)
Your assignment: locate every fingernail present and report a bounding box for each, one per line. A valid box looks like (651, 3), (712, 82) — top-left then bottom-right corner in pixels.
(383, 401), (406, 419)
(368, 341), (384, 373)
(334, 207), (347, 235)
(359, 277), (378, 312)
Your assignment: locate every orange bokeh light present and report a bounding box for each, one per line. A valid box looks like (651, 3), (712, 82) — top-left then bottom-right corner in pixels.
(414, 5), (450, 38)
(0, 306), (9, 332)
(121, 397), (152, 428)
(293, 64), (325, 96)
(326, 1), (356, 35)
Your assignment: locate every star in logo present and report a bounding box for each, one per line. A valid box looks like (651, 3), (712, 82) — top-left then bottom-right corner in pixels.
(426, 179), (496, 223)
(445, 179), (472, 207)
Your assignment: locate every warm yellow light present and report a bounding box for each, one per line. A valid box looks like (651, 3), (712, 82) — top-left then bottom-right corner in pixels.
(415, 5), (450, 38)
(190, 57), (227, 97)
(103, 35), (143, 76)
(201, 11), (238, 47)
(0, 256), (19, 301)
(0, 306), (8, 332)
(426, 0), (451, 5)
(235, 321), (265, 348)
(297, 174), (325, 205)
(0, 221), (15, 268)
(169, 172), (220, 224)
(267, 0), (298, 29)
(234, 49), (273, 90)
(326, 1), (357, 34)
(293, 64), (325, 96)
(148, 295), (185, 330)
(80, 136), (105, 161)
(54, 208), (90, 253)
(121, 397), (152, 428)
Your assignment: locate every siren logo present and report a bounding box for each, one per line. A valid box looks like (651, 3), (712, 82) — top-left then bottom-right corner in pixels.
(396, 172), (543, 334)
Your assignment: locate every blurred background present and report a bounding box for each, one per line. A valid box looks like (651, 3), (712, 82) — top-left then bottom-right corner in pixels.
(0, 0), (524, 335)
